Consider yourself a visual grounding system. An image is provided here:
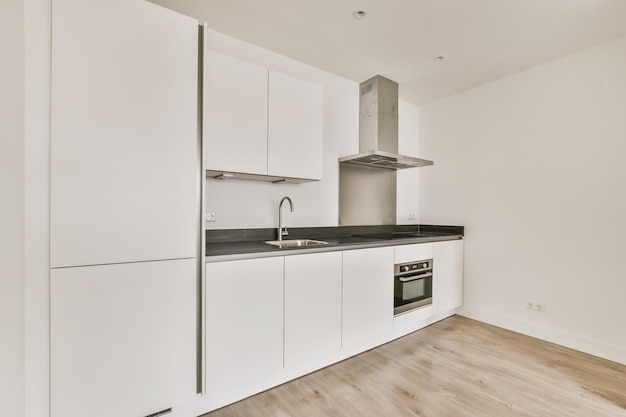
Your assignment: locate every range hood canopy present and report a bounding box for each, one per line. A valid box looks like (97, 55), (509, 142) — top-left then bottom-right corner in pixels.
(339, 150), (433, 169)
(339, 75), (433, 170)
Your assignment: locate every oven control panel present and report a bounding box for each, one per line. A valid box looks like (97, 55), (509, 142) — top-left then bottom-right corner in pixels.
(399, 262), (429, 272)
(395, 259), (432, 276)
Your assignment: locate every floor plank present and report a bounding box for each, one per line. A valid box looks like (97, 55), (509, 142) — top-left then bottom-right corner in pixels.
(202, 316), (626, 417)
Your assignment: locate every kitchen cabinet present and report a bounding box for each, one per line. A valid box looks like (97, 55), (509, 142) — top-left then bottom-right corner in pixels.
(204, 49), (323, 181)
(205, 257), (284, 393)
(432, 239), (464, 314)
(342, 247), (394, 347)
(200, 238), (461, 413)
(394, 242), (434, 264)
(203, 50), (268, 175)
(51, 259), (197, 417)
(267, 70), (323, 180)
(284, 252), (342, 367)
(50, 0), (200, 416)
(50, 0), (198, 268)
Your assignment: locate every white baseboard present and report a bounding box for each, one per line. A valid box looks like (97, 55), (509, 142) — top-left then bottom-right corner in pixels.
(457, 305), (626, 366)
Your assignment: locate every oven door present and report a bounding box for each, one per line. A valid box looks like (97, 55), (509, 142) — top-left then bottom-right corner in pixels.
(394, 271), (433, 315)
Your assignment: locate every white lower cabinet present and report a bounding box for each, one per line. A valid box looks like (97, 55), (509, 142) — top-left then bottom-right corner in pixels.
(433, 239), (464, 314)
(50, 259), (197, 417)
(394, 242), (434, 264)
(200, 240), (463, 414)
(205, 257), (284, 393)
(342, 247), (394, 347)
(394, 305), (434, 330)
(284, 252), (342, 367)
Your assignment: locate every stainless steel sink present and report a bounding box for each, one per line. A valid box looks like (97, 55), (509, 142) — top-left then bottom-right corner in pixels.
(266, 239), (328, 249)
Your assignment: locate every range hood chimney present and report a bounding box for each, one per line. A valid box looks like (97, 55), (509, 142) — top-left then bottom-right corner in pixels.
(339, 75), (433, 169)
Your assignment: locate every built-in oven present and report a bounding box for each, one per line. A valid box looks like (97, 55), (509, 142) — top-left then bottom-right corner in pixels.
(394, 259), (433, 315)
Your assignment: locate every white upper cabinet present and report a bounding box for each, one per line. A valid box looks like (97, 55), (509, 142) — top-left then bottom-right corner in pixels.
(204, 50), (268, 175)
(204, 50), (323, 181)
(50, 0), (199, 268)
(433, 239), (464, 314)
(268, 70), (323, 180)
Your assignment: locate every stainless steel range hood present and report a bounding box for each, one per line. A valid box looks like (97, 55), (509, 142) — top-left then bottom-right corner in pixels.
(340, 149), (433, 169)
(339, 75), (433, 169)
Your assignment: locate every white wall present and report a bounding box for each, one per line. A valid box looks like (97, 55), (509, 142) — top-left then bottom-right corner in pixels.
(24, 0), (52, 415)
(0, 0), (26, 415)
(419, 35), (626, 364)
(204, 29), (423, 230)
(397, 101), (422, 224)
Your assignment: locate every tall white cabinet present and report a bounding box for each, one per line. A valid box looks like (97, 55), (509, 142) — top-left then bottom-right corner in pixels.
(50, 1), (200, 416)
(51, 0), (198, 268)
(51, 260), (197, 417)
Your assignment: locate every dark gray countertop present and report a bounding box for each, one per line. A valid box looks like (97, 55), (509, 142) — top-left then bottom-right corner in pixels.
(205, 224), (464, 262)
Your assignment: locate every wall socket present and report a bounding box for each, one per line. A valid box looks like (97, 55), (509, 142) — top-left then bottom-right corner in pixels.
(206, 212), (216, 222)
(407, 213), (416, 221)
(527, 302), (546, 313)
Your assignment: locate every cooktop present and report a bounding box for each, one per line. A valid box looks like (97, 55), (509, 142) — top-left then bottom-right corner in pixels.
(353, 232), (438, 240)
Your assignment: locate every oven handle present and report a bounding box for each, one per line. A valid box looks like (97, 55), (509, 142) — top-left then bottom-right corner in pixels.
(398, 272), (433, 282)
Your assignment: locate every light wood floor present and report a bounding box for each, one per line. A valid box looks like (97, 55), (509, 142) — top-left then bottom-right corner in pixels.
(202, 316), (626, 417)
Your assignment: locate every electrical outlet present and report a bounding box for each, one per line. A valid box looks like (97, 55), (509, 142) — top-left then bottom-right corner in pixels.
(527, 302), (546, 313)
(407, 213), (416, 221)
(206, 212), (216, 222)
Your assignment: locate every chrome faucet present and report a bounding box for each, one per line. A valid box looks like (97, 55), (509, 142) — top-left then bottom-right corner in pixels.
(278, 196), (294, 241)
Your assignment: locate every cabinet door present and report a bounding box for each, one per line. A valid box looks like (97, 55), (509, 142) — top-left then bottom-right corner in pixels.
(342, 247), (394, 347)
(205, 257), (284, 393)
(268, 71), (323, 180)
(284, 252), (342, 367)
(51, 259), (197, 417)
(394, 242), (434, 264)
(204, 49), (268, 175)
(433, 240), (464, 314)
(50, 0), (198, 268)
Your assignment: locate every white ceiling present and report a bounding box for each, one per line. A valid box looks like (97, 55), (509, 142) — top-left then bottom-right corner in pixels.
(151, 0), (626, 105)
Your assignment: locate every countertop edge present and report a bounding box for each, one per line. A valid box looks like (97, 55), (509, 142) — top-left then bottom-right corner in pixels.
(205, 234), (463, 263)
